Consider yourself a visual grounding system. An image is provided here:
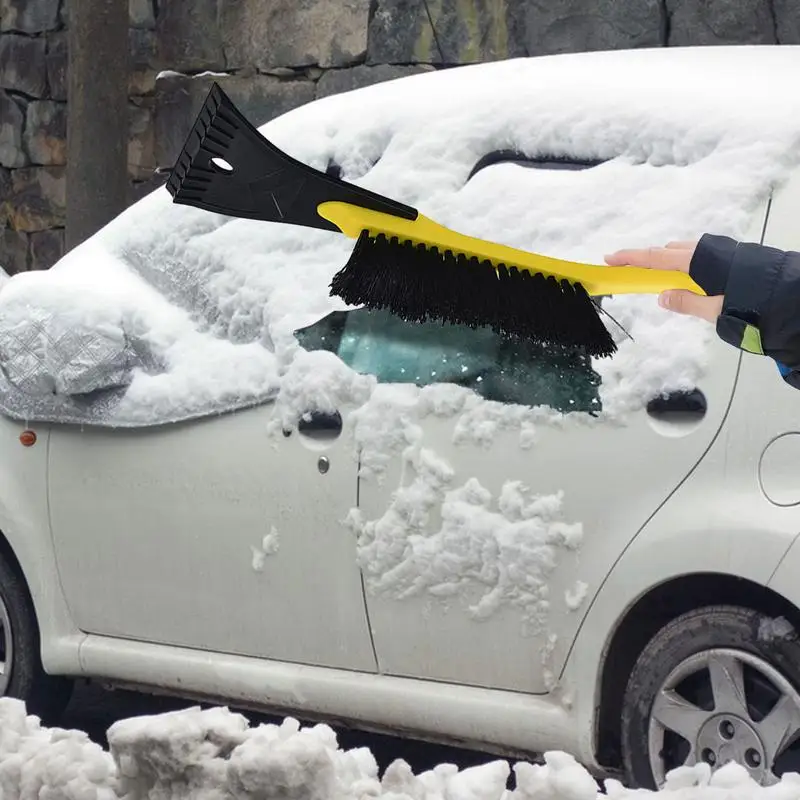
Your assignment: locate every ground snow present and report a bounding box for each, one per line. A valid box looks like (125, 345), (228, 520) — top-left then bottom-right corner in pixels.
(1, 699), (799, 800)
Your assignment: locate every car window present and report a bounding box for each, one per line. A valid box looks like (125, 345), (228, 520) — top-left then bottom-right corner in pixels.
(466, 150), (606, 182)
(294, 308), (601, 414)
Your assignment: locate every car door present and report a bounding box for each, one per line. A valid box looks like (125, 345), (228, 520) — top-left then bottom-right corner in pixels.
(317, 198), (768, 695)
(47, 399), (376, 672)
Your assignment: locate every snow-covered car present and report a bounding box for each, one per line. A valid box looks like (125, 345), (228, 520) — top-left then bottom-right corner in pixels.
(2, 44), (800, 790)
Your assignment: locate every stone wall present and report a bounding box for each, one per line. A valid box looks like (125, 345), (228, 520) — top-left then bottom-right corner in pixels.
(2, 0), (799, 275)
(1, 0), (67, 273)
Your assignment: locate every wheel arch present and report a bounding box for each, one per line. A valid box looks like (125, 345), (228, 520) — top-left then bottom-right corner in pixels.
(594, 572), (800, 771)
(0, 510), (83, 679)
(0, 525), (44, 678)
(0, 526), (32, 598)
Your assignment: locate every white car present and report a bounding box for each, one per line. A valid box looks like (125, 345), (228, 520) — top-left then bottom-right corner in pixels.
(2, 45), (800, 791)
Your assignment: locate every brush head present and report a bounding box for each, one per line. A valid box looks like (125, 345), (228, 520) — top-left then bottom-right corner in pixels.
(330, 231), (618, 358)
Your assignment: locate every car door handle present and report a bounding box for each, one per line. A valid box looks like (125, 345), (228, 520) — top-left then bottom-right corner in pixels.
(297, 410), (343, 439)
(646, 389), (707, 420)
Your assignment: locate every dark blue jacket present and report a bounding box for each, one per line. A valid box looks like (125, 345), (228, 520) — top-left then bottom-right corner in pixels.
(691, 234), (800, 389)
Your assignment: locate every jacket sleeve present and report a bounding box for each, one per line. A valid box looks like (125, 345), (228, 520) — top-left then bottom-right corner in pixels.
(689, 233), (800, 390)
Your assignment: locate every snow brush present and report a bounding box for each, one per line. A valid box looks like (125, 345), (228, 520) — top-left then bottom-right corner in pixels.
(164, 83), (706, 357)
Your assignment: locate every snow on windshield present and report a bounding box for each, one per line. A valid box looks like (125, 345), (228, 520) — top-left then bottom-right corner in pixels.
(1, 46), (800, 429)
(1, 698), (798, 800)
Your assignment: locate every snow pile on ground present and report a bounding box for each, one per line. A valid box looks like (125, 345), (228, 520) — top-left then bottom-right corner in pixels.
(0, 698), (117, 800)
(2, 46), (800, 428)
(1, 699), (800, 800)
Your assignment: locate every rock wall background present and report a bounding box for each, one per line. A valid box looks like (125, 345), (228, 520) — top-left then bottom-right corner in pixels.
(1, 0), (799, 274)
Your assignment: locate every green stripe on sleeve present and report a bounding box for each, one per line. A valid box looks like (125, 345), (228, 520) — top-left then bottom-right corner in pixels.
(741, 324), (765, 355)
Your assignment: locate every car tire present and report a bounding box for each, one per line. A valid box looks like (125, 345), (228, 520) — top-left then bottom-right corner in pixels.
(621, 604), (800, 790)
(0, 549), (73, 723)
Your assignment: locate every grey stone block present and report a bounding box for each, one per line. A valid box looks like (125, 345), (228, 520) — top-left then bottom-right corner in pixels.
(0, 165), (10, 223)
(0, 34), (47, 96)
(774, 0), (800, 43)
(368, 0), (527, 65)
(130, 27), (158, 69)
(222, 0), (371, 70)
(129, 69), (158, 97)
(156, 0), (224, 71)
(316, 64), (435, 98)
(0, 0), (60, 33)
(0, 228), (29, 274)
(0, 90), (26, 167)
(154, 73), (316, 167)
(521, 0), (664, 55)
(29, 227), (64, 269)
(46, 31), (67, 100)
(129, 0), (155, 29)
(128, 101), (156, 180)
(24, 100), (66, 164)
(666, 0), (776, 45)
(4, 166), (65, 231)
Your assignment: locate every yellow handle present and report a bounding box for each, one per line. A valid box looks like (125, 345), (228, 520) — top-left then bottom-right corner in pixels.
(318, 201), (706, 298)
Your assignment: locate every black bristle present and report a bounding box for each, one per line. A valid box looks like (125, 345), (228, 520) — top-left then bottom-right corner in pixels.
(329, 233), (617, 357)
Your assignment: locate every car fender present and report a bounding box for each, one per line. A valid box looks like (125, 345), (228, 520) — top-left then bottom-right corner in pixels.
(0, 418), (82, 675)
(559, 441), (800, 769)
(767, 538), (800, 610)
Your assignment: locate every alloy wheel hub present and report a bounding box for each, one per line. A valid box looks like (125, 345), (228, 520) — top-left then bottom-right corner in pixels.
(696, 713), (767, 781)
(648, 648), (800, 787)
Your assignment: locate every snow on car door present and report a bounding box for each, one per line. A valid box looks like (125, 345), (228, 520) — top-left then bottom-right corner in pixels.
(295, 200), (768, 695)
(47, 400), (376, 672)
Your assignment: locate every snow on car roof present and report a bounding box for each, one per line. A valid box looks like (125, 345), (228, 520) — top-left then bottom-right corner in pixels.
(1, 45), (800, 429)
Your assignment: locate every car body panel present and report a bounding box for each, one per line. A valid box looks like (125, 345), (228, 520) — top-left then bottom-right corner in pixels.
(0, 418), (82, 674)
(760, 168), (800, 605)
(78, 632), (578, 761)
(48, 402), (376, 672)
(562, 462), (800, 769)
(356, 199), (767, 695)
(564, 165), (800, 769)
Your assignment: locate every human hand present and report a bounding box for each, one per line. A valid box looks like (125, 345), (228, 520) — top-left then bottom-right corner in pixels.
(603, 240), (724, 323)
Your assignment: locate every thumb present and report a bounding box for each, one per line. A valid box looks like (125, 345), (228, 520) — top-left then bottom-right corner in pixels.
(658, 290), (723, 323)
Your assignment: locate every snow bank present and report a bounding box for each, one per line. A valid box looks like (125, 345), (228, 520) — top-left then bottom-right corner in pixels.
(2, 46), (800, 428)
(1, 699), (799, 800)
(0, 698), (117, 800)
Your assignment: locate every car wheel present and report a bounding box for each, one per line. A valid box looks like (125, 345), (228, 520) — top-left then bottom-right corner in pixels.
(0, 550), (72, 723)
(621, 605), (800, 789)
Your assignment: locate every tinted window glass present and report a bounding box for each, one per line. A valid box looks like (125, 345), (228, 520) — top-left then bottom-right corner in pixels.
(466, 150), (605, 182)
(295, 308), (601, 414)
